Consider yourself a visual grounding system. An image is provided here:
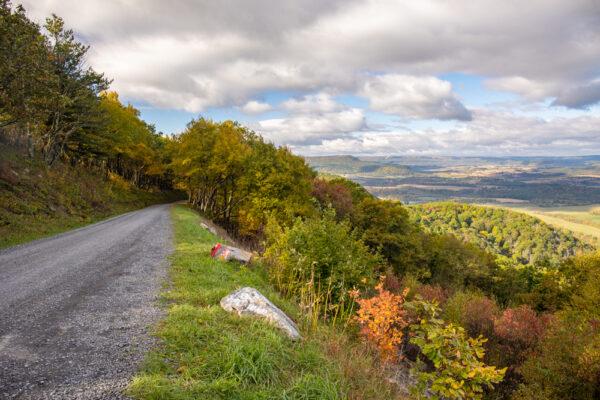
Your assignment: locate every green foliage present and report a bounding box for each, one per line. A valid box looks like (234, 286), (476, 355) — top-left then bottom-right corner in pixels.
(443, 291), (499, 338)
(560, 251), (600, 318)
(513, 252), (600, 399)
(513, 312), (600, 400)
(409, 202), (591, 267)
(264, 210), (381, 322)
(128, 205), (400, 400)
(352, 198), (426, 278)
(0, 143), (178, 248)
(408, 300), (506, 400)
(421, 233), (499, 292)
(170, 118), (315, 240)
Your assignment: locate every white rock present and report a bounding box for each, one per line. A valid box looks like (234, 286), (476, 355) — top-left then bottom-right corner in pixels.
(220, 287), (301, 341)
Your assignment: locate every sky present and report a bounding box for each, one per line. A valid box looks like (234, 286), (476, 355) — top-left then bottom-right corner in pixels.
(21, 0), (600, 156)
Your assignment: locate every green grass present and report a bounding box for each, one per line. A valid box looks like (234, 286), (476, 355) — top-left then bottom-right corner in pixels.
(128, 205), (402, 400)
(0, 143), (181, 249)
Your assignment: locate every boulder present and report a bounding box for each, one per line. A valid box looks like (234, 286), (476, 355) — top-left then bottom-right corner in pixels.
(210, 243), (253, 263)
(220, 287), (301, 341)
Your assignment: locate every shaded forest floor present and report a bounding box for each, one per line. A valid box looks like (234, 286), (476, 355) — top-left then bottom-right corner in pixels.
(0, 143), (182, 249)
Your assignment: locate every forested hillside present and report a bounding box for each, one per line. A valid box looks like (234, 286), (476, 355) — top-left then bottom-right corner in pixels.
(2, 3), (599, 400)
(408, 202), (592, 267)
(0, 3), (180, 246)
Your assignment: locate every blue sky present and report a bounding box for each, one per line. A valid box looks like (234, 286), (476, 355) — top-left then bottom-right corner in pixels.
(23, 0), (600, 156)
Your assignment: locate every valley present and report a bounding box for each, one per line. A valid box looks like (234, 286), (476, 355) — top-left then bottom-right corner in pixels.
(306, 155), (600, 207)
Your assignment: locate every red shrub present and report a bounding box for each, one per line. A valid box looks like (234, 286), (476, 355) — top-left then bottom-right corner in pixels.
(462, 296), (499, 337)
(415, 284), (448, 305)
(494, 305), (548, 347)
(311, 179), (354, 219)
(493, 305), (551, 366)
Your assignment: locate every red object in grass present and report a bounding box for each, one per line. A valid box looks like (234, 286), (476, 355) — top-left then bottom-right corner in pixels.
(211, 243), (222, 258)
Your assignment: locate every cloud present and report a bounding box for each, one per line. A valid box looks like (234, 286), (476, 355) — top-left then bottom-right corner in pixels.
(485, 76), (556, 101)
(281, 93), (342, 113)
(295, 110), (600, 156)
(360, 75), (472, 120)
(552, 82), (600, 109)
(258, 93), (365, 144)
(20, 0), (600, 112)
(241, 100), (272, 114)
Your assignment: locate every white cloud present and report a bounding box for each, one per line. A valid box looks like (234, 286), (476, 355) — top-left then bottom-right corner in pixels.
(241, 100), (272, 114)
(295, 110), (600, 156)
(281, 93), (342, 113)
(360, 74), (471, 120)
(18, 0), (600, 155)
(485, 77), (556, 101)
(258, 93), (365, 144)
(21, 0), (600, 112)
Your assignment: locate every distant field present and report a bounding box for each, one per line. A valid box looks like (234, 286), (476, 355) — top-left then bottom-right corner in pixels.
(481, 203), (600, 245)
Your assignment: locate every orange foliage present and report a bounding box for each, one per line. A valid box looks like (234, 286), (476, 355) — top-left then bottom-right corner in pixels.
(352, 278), (410, 362)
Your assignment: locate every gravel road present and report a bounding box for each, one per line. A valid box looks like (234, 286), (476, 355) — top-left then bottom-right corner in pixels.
(0, 204), (173, 399)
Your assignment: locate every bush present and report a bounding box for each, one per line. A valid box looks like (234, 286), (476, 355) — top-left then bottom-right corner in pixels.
(415, 284), (448, 305)
(443, 291), (499, 338)
(351, 279), (410, 362)
(513, 312), (600, 400)
(493, 305), (548, 352)
(408, 301), (506, 400)
(264, 210), (381, 323)
(311, 178), (354, 220)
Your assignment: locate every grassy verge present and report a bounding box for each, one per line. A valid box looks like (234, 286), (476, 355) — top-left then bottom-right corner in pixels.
(128, 205), (402, 399)
(0, 144), (181, 249)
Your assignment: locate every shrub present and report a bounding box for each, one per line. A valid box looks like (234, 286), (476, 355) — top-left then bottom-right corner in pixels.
(408, 301), (506, 400)
(443, 291), (499, 338)
(352, 198), (426, 277)
(311, 178), (354, 220)
(415, 284), (448, 306)
(513, 311), (600, 400)
(264, 210), (381, 324)
(494, 305), (547, 349)
(493, 305), (549, 368)
(351, 279), (410, 362)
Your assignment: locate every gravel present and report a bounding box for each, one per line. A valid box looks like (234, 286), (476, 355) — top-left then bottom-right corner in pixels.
(0, 204), (173, 399)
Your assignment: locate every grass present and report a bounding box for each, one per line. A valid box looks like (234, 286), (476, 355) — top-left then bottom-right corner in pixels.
(0, 143), (181, 249)
(127, 205), (403, 400)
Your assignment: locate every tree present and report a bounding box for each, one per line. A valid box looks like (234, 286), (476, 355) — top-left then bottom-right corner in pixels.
(41, 15), (109, 165)
(0, 0), (51, 154)
(352, 198), (426, 277)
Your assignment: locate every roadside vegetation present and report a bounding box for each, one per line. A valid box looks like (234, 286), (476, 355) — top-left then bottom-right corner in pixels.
(3, 3), (599, 399)
(128, 205), (400, 400)
(0, 143), (177, 249)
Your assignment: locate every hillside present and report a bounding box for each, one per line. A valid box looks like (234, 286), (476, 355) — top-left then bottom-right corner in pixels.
(408, 201), (593, 266)
(0, 143), (179, 248)
(484, 204), (600, 246)
(306, 155), (411, 176)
